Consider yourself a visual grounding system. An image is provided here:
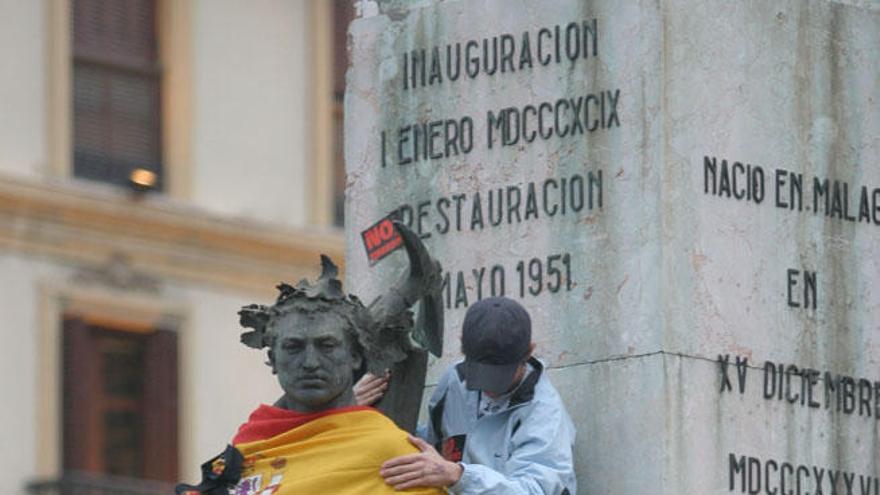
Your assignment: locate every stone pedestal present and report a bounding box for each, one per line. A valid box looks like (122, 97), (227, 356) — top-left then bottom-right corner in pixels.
(345, 0), (880, 492)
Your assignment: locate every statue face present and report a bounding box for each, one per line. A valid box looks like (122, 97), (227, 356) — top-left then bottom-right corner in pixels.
(270, 311), (362, 412)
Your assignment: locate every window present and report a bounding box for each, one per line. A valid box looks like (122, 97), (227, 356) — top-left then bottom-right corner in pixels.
(331, 0), (356, 226)
(62, 317), (178, 482)
(72, 0), (163, 190)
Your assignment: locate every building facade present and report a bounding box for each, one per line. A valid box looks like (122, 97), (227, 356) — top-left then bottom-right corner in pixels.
(0, 0), (352, 492)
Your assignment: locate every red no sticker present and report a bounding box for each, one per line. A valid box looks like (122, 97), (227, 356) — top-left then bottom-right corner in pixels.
(361, 216), (403, 265)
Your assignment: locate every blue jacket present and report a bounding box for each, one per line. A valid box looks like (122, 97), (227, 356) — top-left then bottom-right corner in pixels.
(421, 358), (577, 494)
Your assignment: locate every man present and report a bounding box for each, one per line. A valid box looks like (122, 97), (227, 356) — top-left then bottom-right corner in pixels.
(357, 296), (577, 494)
(176, 256), (443, 495)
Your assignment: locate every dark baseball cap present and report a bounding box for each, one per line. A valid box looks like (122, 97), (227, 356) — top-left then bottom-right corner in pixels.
(461, 297), (532, 394)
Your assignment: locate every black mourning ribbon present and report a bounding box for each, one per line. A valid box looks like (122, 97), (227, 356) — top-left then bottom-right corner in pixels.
(175, 444), (244, 494)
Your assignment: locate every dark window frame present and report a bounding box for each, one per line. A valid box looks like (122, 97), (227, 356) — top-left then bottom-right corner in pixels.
(62, 317), (179, 483)
(71, 0), (164, 190)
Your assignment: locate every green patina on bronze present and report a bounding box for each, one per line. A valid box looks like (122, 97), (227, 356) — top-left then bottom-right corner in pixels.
(238, 222), (444, 431)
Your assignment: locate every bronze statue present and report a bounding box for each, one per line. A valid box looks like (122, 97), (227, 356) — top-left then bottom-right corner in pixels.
(240, 220), (443, 429)
(176, 222), (443, 494)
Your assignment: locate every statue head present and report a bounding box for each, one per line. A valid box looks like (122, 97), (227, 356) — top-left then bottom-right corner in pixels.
(238, 256), (371, 412)
(237, 222), (445, 421)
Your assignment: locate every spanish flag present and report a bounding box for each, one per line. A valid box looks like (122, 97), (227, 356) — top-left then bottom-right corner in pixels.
(223, 405), (443, 494)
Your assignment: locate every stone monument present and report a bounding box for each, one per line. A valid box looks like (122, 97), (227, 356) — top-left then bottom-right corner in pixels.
(344, 0), (880, 492)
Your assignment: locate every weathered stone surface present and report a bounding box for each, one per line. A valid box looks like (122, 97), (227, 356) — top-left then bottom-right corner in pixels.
(346, 0), (880, 492)
(346, 0), (666, 373)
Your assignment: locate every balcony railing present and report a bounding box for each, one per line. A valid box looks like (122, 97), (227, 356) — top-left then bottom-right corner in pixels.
(26, 472), (175, 495)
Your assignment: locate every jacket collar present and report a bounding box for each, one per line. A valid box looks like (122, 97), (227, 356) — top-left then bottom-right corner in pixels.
(455, 357), (543, 408)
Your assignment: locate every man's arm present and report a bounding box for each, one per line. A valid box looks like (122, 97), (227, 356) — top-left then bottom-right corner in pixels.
(459, 397), (577, 494)
(354, 371), (390, 406)
(381, 435), (463, 489)
(383, 401), (576, 494)
(450, 417), (575, 495)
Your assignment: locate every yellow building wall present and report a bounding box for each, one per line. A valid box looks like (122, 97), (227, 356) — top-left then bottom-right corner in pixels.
(0, 0), (343, 490)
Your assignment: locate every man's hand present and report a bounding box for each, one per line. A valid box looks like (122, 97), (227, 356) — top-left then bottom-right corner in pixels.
(353, 371), (390, 406)
(381, 435), (463, 490)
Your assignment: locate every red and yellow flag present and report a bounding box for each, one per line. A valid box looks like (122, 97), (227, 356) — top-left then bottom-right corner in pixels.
(227, 405), (443, 495)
